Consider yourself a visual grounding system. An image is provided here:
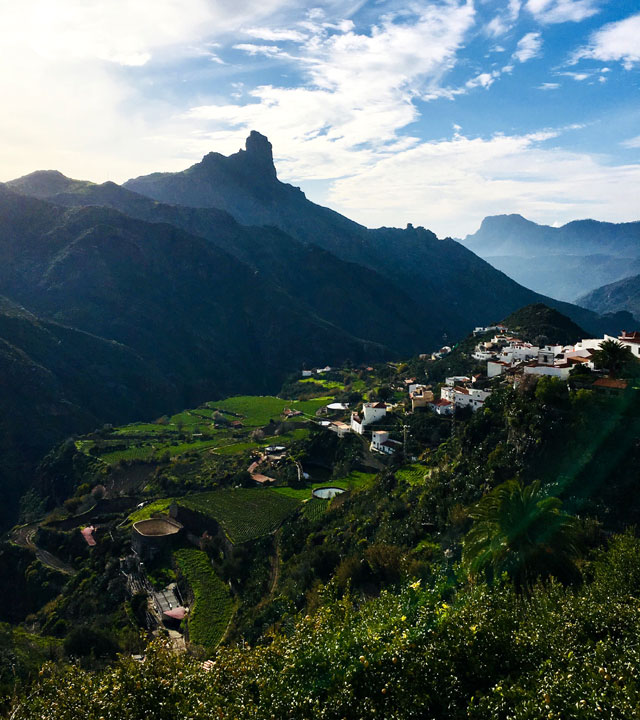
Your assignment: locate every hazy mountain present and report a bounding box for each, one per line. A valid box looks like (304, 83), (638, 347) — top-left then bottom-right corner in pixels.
(577, 274), (640, 322)
(461, 214), (640, 301)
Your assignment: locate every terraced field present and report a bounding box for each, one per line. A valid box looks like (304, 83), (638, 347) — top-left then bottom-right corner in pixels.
(179, 488), (301, 543)
(215, 395), (332, 426)
(173, 549), (233, 649)
(395, 464), (427, 486)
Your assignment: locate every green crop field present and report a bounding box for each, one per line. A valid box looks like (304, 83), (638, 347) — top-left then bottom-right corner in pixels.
(173, 549), (233, 649)
(215, 395), (332, 427)
(126, 499), (174, 525)
(299, 377), (344, 390)
(395, 464), (427, 486)
(302, 498), (329, 521)
(179, 488), (301, 543)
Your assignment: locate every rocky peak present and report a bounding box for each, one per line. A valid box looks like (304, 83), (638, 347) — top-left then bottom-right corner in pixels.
(243, 130), (277, 179)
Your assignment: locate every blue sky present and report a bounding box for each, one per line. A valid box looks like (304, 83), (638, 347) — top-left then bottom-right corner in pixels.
(0, 0), (638, 236)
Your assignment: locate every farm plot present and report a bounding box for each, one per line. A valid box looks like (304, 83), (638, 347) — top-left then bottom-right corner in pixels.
(215, 395), (333, 427)
(395, 464), (427, 486)
(179, 488), (301, 544)
(302, 498), (329, 521)
(173, 549), (233, 649)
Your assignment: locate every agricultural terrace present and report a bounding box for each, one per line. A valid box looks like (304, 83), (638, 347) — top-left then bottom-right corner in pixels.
(179, 488), (301, 544)
(214, 395), (333, 426)
(74, 395), (332, 466)
(126, 499), (173, 526)
(173, 549), (233, 649)
(395, 464), (428, 486)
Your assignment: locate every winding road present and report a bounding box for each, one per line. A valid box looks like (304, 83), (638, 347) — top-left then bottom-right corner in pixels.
(10, 523), (76, 575)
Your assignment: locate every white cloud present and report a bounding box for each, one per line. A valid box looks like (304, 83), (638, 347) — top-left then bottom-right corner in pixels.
(538, 82), (560, 89)
(324, 130), (640, 237)
(621, 135), (640, 149)
(243, 27), (308, 42)
(466, 71), (499, 89)
(185, 2), (477, 181)
(525, 0), (600, 24)
(513, 32), (543, 62)
(486, 15), (510, 37)
(573, 13), (640, 69)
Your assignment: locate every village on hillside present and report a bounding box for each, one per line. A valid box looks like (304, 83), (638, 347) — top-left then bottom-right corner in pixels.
(307, 326), (640, 456)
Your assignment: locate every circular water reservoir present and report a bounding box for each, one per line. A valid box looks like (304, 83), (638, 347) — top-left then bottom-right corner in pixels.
(312, 486), (346, 499)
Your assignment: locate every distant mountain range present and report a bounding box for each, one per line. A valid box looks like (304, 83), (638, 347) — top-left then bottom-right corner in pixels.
(577, 274), (640, 322)
(1, 131), (635, 525)
(461, 214), (640, 302)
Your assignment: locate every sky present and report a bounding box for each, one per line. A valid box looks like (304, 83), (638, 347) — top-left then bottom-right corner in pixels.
(0, 0), (639, 237)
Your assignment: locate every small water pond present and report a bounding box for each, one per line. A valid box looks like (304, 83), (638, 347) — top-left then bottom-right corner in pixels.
(312, 486), (346, 499)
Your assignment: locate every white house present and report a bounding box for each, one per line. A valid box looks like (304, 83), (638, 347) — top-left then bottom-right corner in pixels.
(328, 421), (351, 438)
(351, 402), (388, 434)
(487, 360), (511, 378)
(301, 370), (313, 378)
(370, 430), (402, 455)
(445, 376), (471, 387)
(430, 399), (454, 416)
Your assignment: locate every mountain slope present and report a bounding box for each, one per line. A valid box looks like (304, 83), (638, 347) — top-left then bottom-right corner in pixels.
(0, 295), (176, 527)
(577, 274), (640, 322)
(12, 179), (438, 352)
(500, 303), (589, 345)
(120, 132), (620, 337)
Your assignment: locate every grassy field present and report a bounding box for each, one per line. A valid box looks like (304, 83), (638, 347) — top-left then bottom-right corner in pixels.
(395, 464), (427, 486)
(215, 395), (332, 427)
(173, 549), (233, 649)
(179, 488), (301, 543)
(299, 378), (344, 390)
(126, 499), (174, 525)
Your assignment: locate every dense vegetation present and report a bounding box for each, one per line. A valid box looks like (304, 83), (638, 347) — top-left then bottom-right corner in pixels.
(1, 305), (640, 717)
(9, 533), (640, 719)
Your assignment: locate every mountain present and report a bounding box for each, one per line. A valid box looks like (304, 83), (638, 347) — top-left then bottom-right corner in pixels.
(120, 132), (617, 337)
(0, 184), (412, 523)
(577, 274), (640, 322)
(6, 169), (93, 199)
(0, 294), (177, 526)
(500, 303), (589, 345)
(461, 214), (640, 302)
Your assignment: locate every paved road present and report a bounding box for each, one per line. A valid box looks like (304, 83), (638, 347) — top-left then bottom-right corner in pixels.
(10, 523), (75, 575)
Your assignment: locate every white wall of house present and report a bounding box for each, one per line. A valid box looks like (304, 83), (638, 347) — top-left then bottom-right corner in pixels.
(362, 403), (387, 424)
(524, 365), (571, 380)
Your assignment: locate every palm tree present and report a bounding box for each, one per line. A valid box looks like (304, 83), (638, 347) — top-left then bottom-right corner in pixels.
(591, 339), (635, 377)
(462, 479), (580, 592)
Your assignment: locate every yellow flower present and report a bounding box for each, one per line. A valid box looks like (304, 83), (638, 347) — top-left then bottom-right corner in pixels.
(400, 615), (407, 622)
(410, 580), (421, 590)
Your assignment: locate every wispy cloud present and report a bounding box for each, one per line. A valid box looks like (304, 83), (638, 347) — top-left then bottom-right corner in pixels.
(513, 32), (543, 62)
(326, 128), (640, 236)
(187, 2), (477, 180)
(572, 12), (640, 69)
(538, 82), (560, 89)
(525, 0), (600, 25)
(621, 135), (640, 149)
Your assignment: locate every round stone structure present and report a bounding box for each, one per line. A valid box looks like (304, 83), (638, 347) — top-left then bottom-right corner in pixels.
(131, 516), (183, 560)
